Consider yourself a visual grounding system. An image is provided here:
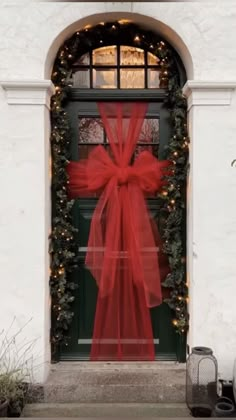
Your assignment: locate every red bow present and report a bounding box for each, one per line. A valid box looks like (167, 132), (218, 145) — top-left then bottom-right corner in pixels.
(68, 144), (169, 308)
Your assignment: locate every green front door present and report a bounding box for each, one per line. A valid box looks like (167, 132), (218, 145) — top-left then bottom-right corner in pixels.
(60, 91), (186, 361)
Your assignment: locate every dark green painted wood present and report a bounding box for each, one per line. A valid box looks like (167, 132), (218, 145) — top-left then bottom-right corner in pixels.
(68, 88), (168, 102)
(60, 95), (186, 362)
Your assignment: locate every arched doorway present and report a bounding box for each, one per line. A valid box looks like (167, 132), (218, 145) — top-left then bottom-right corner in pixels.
(50, 21), (188, 362)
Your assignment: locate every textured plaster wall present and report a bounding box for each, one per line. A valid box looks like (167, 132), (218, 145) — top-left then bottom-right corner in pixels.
(0, 1), (236, 381)
(1, 1), (236, 80)
(187, 93), (236, 379)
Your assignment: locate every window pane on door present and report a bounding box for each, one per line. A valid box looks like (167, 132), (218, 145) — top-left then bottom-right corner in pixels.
(120, 69), (145, 88)
(138, 119), (160, 143)
(147, 52), (160, 66)
(78, 118), (104, 144)
(93, 69), (117, 88)
(78, 144), (99, 160)
(134, 144), (159, 160)
(148, 69), (160, 88)
(74, 53), (90, 66)
(72, 69), (90, 88)
(93, 46), (117, 66)
(120, 46), (144, 65)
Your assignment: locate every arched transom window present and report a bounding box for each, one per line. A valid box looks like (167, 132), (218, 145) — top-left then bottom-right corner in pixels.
(69, 45), (161, 89)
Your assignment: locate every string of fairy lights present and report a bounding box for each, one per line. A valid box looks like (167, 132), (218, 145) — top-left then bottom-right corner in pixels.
(49, 21), (189, 355)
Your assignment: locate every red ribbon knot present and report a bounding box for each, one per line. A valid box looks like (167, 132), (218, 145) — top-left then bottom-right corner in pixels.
(116, 166), (133, 185)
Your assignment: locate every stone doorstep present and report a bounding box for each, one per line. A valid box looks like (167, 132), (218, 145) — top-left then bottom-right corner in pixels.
(48, 362), (186, 372)
(46, 362), (186, 385)
(22, 418), (193, 420)
(43, 362), (186, 403)
(44, 385), (186, 404)
(21, 418), (194, 420)
(46, 371), (186, 385)
(23, 402), (191, 418)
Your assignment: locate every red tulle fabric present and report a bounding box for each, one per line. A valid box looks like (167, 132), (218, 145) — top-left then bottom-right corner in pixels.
(67, 102), (169, 361)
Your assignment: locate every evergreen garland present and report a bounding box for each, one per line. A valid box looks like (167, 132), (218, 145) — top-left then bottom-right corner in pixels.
(50, 21), (189, 353)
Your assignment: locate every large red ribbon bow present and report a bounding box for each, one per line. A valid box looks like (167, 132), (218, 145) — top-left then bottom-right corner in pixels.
(67, 102), (169, 361)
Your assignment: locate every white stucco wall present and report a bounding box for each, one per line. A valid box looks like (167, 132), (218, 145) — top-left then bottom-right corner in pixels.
(0, 1), (236, 382)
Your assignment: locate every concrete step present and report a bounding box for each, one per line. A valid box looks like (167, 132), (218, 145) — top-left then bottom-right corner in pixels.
(44, 362), (186, 403)
(23, 402), (190, 418)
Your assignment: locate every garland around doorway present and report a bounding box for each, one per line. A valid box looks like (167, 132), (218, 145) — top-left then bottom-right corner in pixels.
(49, 21), (189, 352)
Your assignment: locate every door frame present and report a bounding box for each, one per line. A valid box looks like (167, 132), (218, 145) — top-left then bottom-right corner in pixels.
(58, 87), (187, 362)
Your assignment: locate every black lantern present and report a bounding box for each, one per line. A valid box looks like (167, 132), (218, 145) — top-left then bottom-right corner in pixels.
(186, 346), (218, 417)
